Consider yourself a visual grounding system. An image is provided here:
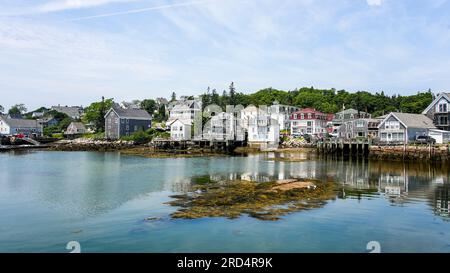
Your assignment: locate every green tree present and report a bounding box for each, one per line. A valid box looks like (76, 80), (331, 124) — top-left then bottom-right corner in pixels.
(8, 104), (27, 117)
(140, 99), (157, 115)
(82, 97), (114, 132)
(229, 82), (237, 105)
(170, 92), (177, 102)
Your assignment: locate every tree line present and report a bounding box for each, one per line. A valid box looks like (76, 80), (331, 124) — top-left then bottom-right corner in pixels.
(200, 84), (434, 117)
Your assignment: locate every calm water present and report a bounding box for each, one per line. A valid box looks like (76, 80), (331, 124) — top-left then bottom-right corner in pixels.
(1, 150), (450, 253)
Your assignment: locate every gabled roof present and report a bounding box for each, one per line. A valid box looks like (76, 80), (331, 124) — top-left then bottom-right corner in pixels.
(335, 108), (367, 115)
(0, 117), (40, 128)
(69, 122), (86, 130)
(105, 106), (152, 120)
(422, 93), (450, 114)
(292, 108), (326, 115)
(169, 119), (192, 126)
(379, 112), (436, 129)
(51, 106), (83, 118)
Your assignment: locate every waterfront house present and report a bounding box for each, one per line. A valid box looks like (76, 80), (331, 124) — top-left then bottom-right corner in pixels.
(290, 108), (330, 136)
(0, 116), (42, 137)
(248, 114), (280, 149)
(428, 129), (450, 144)
(65, 122), (87, 138)
(377, 112), (436, 144)
(169, 119), (192, 140)
(203, 112), (244, 141)
(51, 105), (83, 120)
(332, 108), (371, 126)
(422, 93), (450, 131)
(104, 106), (152, 139)
(167, 99), (202, 125)
(338, 118), (381, 139)
(268, 102), (298, 131)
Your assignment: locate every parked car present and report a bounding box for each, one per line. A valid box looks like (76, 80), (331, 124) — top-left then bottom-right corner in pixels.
(415, 135), (436, 144)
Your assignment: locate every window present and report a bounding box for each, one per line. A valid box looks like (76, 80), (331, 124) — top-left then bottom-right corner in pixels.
(308, 113), (312, 119)
(356, 121), (364, 127)
(134, 125), (138, 131)
(439, 103), (448, 112)
(385, 121), (400, 130)
(307, 121), (312, 126)
(180, 126), (183, 131)
(439, 116), (448, 125)
(300, 114), (304, 119)
(381, 133), (387, 140)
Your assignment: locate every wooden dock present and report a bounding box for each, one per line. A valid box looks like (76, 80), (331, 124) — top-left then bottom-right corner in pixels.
(316, 139), (371, 156)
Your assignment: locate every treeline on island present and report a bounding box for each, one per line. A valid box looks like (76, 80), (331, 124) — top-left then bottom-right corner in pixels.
(199, 83), (434, 117)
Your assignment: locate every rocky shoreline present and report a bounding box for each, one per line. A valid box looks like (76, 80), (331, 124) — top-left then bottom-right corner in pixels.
(47, 138), (136, 152)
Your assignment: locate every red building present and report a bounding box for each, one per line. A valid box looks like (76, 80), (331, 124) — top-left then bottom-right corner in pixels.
(290, 108), (333, 136)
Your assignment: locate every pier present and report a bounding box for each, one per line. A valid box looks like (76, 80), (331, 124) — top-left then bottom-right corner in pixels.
(316, 139), (371, 156)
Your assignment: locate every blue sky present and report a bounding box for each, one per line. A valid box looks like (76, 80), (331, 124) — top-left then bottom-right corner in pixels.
(0, 0), (450, 111)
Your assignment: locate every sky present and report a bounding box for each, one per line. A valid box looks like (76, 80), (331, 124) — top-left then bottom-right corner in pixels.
(0, 0), (450, 111)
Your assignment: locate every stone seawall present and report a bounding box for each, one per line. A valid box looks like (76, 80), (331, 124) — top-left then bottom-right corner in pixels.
(369, 145), (450, 161)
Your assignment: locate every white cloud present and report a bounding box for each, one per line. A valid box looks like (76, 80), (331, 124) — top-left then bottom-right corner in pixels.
(366, 0), (382, 6)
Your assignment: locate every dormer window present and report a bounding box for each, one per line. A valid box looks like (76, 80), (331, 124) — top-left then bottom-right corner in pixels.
(439, 103), (447, 112)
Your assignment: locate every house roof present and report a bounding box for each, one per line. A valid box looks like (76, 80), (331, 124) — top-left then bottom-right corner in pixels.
(0, 117), (40, 128)
(51, 106), (82, 118)
(422, 93), (450, 114)
(169, 119), (192, 126)
(69, 122), (86, 130)
(382, 112), (436, 129)
(335, 108), (368, 115)
(107, 106), (152, 120)
(429, 129), (450, 133)
(292, 108), (326, 115)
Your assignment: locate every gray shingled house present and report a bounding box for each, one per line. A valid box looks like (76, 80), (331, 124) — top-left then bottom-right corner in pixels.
(378, 112), (436, 144)
(104, 106), (152, 139)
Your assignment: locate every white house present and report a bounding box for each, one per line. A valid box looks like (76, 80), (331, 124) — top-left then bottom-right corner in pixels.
(203, 112), (245, 141)
(247, 114), (280, 148)
(167, 99), (202, 124)
(428, 129), (450, 144)
(268, 102), (298, 131)
(169, 119), (192, 140)
(0, 116), (43, 137)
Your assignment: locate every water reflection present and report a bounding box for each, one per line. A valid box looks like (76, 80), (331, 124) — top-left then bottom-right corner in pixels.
(1, 151), (450, 222)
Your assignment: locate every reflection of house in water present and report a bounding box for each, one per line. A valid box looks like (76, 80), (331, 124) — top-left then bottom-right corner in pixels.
(378, 173), (408, 197)
(433, 184), (450, 220)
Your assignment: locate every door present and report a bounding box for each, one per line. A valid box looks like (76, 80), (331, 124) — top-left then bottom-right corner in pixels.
(387, 133), (392, 142)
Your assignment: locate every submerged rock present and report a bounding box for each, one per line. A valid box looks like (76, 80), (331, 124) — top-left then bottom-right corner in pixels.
(166, 179), (336, 221)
